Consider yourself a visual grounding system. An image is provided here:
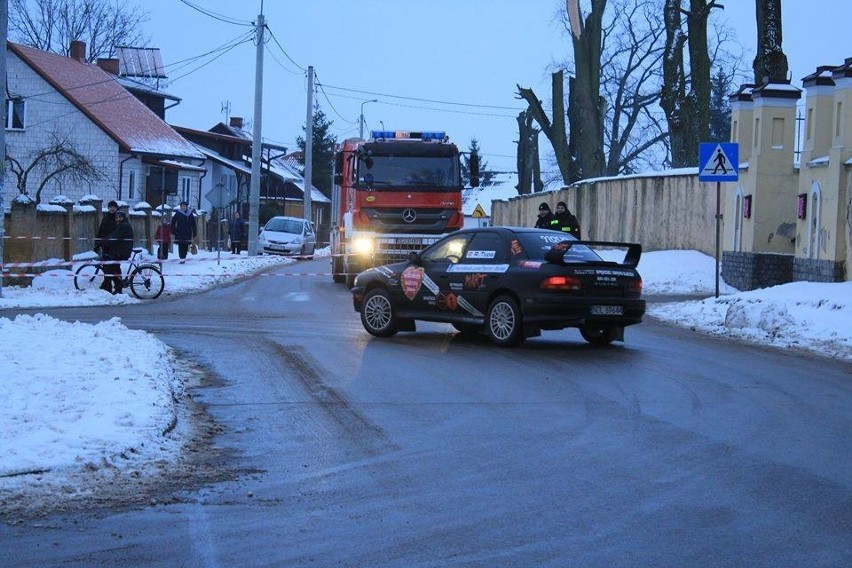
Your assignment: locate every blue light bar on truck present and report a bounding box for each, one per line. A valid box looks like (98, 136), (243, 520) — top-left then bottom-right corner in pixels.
(371, 130), (447, 141)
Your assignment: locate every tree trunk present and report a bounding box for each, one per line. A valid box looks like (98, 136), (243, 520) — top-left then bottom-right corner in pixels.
(567, 0), (606, 180)
(753, 0), (788, 84)
(661, 0), (720, 167)
(517, 70), (572, 185)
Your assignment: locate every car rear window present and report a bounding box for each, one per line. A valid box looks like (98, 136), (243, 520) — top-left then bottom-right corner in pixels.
(516, 231), (603, 262)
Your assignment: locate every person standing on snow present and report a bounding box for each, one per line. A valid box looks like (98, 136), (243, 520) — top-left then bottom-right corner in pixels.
(554, 201), (581, 239)
(171, 200), (197, 263)
(534, 202), (557, 230)
(229, 210), (246, 255)
(102, 209), (134, 294)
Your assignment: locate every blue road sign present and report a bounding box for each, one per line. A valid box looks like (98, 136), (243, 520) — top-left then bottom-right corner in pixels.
(698, 142), (739, 182)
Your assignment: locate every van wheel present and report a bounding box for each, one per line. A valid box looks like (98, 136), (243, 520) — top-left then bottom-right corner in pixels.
(486, 295), (525, 346)
(360, 288), (398, 337)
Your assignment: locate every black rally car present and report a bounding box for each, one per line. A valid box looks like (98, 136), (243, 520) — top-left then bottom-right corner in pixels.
(351, 227), (646, 347)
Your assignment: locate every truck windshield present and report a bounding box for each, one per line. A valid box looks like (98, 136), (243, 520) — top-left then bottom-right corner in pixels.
(357, 155), (459, 190)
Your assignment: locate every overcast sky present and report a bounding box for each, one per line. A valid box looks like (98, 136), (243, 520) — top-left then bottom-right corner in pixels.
(139, 1), (849, 175)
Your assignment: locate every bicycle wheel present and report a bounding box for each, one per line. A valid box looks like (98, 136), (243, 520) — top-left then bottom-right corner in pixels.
(129, 264), (165, 299)
(74, 263), (104, 291)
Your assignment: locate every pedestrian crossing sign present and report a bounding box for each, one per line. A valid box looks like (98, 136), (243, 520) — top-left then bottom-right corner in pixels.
(699, 142), (739, 182)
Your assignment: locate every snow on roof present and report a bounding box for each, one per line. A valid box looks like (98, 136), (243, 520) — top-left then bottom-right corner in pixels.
(157, 159), (206, 172)
(9, 42), (202, 160)
(196, 147), (252, 175)
(261, 159), (330, 203)
(114, 75), (180, 101)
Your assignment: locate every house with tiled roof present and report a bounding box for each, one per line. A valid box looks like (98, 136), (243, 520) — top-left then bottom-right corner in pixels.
(4, 40), (204, 208)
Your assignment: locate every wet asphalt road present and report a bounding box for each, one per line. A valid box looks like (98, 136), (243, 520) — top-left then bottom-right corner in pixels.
(2, 258), (852, 567)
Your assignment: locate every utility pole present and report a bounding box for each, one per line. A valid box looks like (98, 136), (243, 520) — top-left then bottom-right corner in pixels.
(303, 66), (313, 223)
(0, 0), (7, 298)
(247, 13), (265, 256)
(359, 98), (377, 140)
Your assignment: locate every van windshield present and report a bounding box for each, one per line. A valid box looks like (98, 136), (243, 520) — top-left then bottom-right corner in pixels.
(265, 218), (303, 234)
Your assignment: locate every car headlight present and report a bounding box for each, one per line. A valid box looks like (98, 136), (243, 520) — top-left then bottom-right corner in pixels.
(292, 236), (304, 244)
(353, 236), (374, 255)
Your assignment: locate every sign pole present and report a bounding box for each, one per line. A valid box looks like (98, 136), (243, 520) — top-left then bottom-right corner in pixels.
(698, 141), (738, 300)
(715, 181), (721, 298)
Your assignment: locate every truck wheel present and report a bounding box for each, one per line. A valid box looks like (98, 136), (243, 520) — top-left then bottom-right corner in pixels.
(332, 255), (345, 283)
(486, 295), (525, 347)
(580, 325), (617, 346)
(361, 288), (398, 337)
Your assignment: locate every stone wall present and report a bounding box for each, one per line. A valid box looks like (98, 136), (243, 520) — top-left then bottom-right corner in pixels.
(491, 171), (718, 256)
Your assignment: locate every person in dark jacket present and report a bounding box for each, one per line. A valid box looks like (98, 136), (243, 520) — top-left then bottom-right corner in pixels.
(94, 200), (119, 291)
(554, 201), (581, 239)
(102, 209), (134, 294)
(534, 202), (558, 230)
(229, 211), (246, 254)
(171, 201), (197, 263)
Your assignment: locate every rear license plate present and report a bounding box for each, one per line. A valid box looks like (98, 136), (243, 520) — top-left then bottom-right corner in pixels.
(590, 305), (624, 316)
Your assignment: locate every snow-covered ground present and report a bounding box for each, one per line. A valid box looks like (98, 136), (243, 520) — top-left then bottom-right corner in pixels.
(0, 248), (849, 515)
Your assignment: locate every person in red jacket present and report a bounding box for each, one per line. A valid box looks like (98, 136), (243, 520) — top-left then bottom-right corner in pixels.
(155, 213), (172, 260)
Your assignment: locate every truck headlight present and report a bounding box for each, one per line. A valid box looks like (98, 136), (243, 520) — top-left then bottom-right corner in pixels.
(353, 237), (374, 255)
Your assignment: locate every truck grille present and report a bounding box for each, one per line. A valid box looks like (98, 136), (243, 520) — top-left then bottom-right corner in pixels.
(361, 207), (457, 233)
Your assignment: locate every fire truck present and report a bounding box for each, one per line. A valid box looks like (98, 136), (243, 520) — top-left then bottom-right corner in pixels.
(330, 130), (478, 286)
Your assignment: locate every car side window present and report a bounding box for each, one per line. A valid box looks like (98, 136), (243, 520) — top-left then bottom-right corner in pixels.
(463, 232), (508, 263)
(421, 235), (470, 264)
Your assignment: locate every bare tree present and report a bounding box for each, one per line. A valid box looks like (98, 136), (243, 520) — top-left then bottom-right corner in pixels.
(661, 0), (723, 167)
(6, 133), (104, 203)
(517, 69), (572, 184)
(10, 0), (149, 63)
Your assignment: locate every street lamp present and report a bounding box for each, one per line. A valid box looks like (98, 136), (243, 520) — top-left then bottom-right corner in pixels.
(359, 99), (378, 139)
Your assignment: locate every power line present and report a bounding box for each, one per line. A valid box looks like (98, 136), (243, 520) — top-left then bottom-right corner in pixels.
(320, 83), (523, 112)
(176, 0), (254, 26)
(314, 75), (358, 125)
(265, 26), (306, 73)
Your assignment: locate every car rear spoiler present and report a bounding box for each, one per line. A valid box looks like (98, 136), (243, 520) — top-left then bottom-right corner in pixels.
(545, 240), (642, 269)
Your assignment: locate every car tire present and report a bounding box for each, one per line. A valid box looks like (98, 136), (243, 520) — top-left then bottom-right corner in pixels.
(580, 325), (617, 346)
(361, 288), (398, 337)
(486, 295), (525, 346)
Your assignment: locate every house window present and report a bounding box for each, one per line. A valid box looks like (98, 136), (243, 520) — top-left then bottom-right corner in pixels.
(181, 177), (191, 204)
(5, 98), (25, 130)
(128, 171), (136, 200)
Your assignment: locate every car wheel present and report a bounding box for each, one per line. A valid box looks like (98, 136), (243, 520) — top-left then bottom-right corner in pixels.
(580, 325), (617, 346)
(486, 295), (525, 346)
(361, 288), (398, 337)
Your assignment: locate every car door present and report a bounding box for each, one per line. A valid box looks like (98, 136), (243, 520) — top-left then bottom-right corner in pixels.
(444, 231), (510, 317)
(405, 233), (472, 317)
(304, 221), (317, 253)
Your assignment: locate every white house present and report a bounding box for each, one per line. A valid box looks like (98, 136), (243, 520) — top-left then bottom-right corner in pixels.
(4, 40), (204, 208)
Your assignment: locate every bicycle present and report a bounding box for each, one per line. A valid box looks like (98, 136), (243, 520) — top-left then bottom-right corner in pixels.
(74, 248), (165, 299)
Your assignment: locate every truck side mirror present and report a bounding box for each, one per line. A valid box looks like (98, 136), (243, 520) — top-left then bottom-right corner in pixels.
(333, 152), (344, 185)
(469, 152), (480, 188)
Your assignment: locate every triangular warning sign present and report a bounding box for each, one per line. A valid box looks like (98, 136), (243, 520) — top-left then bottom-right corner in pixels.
(472, 203), (487, 218)
(700, 144), (734, 177)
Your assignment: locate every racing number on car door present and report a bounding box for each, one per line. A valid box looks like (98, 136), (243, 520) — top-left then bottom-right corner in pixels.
(445, 231), (510, 315)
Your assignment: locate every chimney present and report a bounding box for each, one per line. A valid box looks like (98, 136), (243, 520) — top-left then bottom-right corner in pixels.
(70, 40), (86, 62)
(230, 116), (244, 129)
(97, 58), (120, 75)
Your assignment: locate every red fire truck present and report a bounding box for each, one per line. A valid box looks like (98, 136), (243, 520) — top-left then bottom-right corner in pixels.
(330, 130), (477, 286)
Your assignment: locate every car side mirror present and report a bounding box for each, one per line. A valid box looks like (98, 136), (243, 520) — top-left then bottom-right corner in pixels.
(408, 250), (422, 265)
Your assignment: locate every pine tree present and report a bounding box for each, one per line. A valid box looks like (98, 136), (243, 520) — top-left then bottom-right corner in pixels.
(709, 68), (732, 142)
(296, 104), (338, 199)
(461, 138), (495, 187)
